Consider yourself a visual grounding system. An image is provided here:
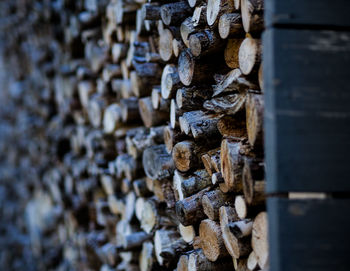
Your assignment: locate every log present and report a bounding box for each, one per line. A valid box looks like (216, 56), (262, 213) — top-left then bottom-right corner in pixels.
(246, 93), (264, 149)
(173, 169), (212, 200)
(206, 0), (236, 26)
(161, 64), (177, 99)
(222, 223), (251, 258)
(159, 27), (177, 62)
(239, 37), (261, 75)
(217, 115), (247, 138)
(202, 189), (233, 220)
(252, 212), (269, 269)
(160, 2), (192, 26)
(178, 49), (221, 86)
(180, 17), (197, 48)
(188, 249), (234, 270)
(220, 138), (248, 191)
(241, 0), (264, 34)
(179, 224), (196, 243)
(142, 4), (161, 20)
(212, 172), (225, 185)
(103, 103), (122, 134)
(204, 93), (247, 115)
(172, 38), (186, 57)
(161, 69), (182, 99)
(179, 110), (221, 139)
(189, 29), (224, 57)
(163, 125), (188, 154)
(172, 140), (209, 172)
(242, 157), (265, 205)
(201, 147), (220, 176)
(199, 219), (229, 261)
(218, 13), (243, 39)
(154, 229), (188, 267)
(139, 242), (159, 271)
(224, 38), (244, 69)
(143, 145), (175, 181)
(247, 251), (259, 271)
(123, 232), (152, 250)
(139, 97), (169, 128)
(120, 97), (142, 123)
(170, 99), (184, 129)
(177, 254), (190, 271)
(175, 188), (209, 226)
(176, 87), (211, 111)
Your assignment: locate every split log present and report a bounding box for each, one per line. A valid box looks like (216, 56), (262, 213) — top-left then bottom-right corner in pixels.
(218, 13), (243, 39)
(199, 219), (229, 261)
(241, 0), (264, 34)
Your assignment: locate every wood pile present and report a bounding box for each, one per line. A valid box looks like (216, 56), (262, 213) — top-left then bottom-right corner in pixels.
(0, 0), (268, 270)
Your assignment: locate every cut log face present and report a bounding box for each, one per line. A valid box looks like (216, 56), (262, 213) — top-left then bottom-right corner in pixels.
(238, 37), (262, 75)
(252, 212), (269, 269)
(218, 13), (243, 39)
(199, 219), (229, 261)
(206, 0), (235, 26)
(241, 0), (264, 34)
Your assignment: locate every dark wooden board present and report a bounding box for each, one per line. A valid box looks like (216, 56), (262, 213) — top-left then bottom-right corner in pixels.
(265, 1), (350, 28)
(268, 198), (350, 271)
(263, 28), (350, 193)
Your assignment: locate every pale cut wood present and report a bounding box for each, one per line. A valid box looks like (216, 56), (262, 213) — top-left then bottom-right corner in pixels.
(170, 99), (183, 129)
(159, 28), (175, 62)
(241, 0), (264, 33)
(161, 64), (177, 99)
(235, 195), (248, 219)
(206, 0), (235, 26)
(173, 38), (186, 57)
(103, 103), (122, 134)
(162, 70), (181, 99)
(177, 254), (189, 271)
(192, 5), (207, 27)
(78, 80), (95, 109)
(246, 93), (264, 148)
(252, 212), (269, 269)
(204, 93), (247, 115)
(199, 219), (229, 261)
(188, 0), (205, 8)
(139, 242), (158, 271)
(179, 224), (196, 243)
(219, 205), (239, 234)
(218, 13), (243, 39)
(239, 37), (261, 75)
(212, 172), (224, 185)
(163, 125), (187, 154)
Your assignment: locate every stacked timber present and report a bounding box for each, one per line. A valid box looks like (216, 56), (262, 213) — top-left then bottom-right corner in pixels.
(0, 0), (268, 270)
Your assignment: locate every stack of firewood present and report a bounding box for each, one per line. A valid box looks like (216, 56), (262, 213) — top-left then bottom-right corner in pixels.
(0, 0), (268, 270)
